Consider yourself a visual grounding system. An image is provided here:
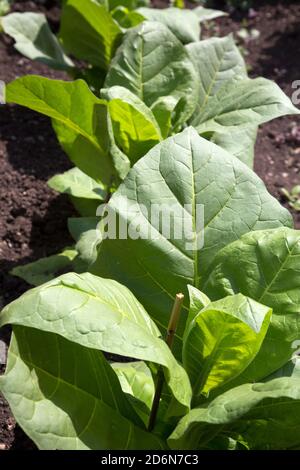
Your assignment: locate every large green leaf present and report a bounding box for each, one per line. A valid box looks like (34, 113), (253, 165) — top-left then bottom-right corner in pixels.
(0, 328), (163, 449)
(0, 272), (191, 412)
(59, 0), (122, 70)
(183, 293), (272, 398)
(136, 7), (201, 44)
(105, 21), (199, 126)
(186, 35), (247, 108)
(168, 378), (300, 450)
(91, 127), (292, 349)
(190, 77), (299, 166)
(204, 227), (300, 384)
(2, 12), (74, 71)
(186, 36), (299, 166)
(6, 76), (115, 184)
(10, 247), (77, 287)
(101, 86), (162, 163)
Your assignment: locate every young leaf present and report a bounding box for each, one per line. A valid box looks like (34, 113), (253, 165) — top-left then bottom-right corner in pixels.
(91, 127), (292, 351)
(48, 168), (106, 201)
(49, 167), (106, 217)
(111, 361), (154, 414)
(204, 227), (300, 384)
(168, 378), (300, 450)
(183, 294), (272, 398)
(10, 248), (78, 287)
(184, 285), (210, 335)
(2, 12), (74, 71)
(101, 86), (162, 163)
(0, 328), (164, 449)
(6, 77), (114, 184)
(0, 273), (191, 413)
(105, 21), (199, 126)
(59, 0), (122, 70)
(68, 217), (100, 242)
(136, 7), (201, 44)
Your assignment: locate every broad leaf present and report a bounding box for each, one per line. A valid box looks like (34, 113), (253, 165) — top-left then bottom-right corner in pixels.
(0, 328), (163, 449)
(101, 86), (162, 163)
(91, 127), (292, 351)
(7, 77), (115, 184)
(0, 272), (191, 412)
(204, 227), (300, 383)
(136, 7), (201, 44)
(10, 248), (77, 287)
(183, 293), (272, 398)
(186, 36), (299, 166)
(2, 13), (74, 70)
(105, 21), (199, 126)
(186, 36), (247, 114)
(168, 378), (300, 450)
(59, 0), (122, 70)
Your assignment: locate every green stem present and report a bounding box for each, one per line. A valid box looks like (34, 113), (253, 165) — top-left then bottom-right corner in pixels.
(147, 293), (184, 432)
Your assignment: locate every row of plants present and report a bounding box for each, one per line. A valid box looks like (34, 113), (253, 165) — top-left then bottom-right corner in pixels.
(1, 0), (300, 450)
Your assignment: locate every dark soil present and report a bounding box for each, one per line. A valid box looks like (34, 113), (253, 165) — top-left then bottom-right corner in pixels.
(0, 0), (299, 451)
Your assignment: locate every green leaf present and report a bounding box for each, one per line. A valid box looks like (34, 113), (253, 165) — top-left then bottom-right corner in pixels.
(186, 36), (247, 113)
(193, 6), (227, 21)
(2, 12), (74, 71)
(48, 168), (106, 201)
(91, 127), (292, 352)
(183, 293), (272, 398)
(7, 76), (115, 184)
(68, 217), (99, 242)
(263, 356), (300, 382)
(204, 227), (300, 384)
(184, 285), (210, 335)
(111, 6), (144, 29)
(210, 124), (258, 167)
(49, 167), (106, 217)
(111, 361), (154, 424)
(136, 7), (201, 44)
(191, 77), (300, 131)
(10, 248), (77, 287)
(186, 36), (299, 166)
(101, 86), (162, 164)
(168, 378), (300, 450)
(0, 272), (191, 412)
(112, 361), (154, 410)
(0, 327), (163, 449)
(105, 21), (199, 126)
(59, 0), (122, 70)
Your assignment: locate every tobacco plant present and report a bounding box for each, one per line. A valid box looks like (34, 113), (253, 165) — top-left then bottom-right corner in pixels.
(7, 15), (299, 286)
(2, 129), (300, 450)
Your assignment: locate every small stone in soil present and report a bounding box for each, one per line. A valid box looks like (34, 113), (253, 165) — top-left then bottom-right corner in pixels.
(0, 340), (7, 365)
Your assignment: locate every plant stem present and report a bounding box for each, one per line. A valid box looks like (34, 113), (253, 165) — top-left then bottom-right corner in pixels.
(147, 293), (184, 432)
